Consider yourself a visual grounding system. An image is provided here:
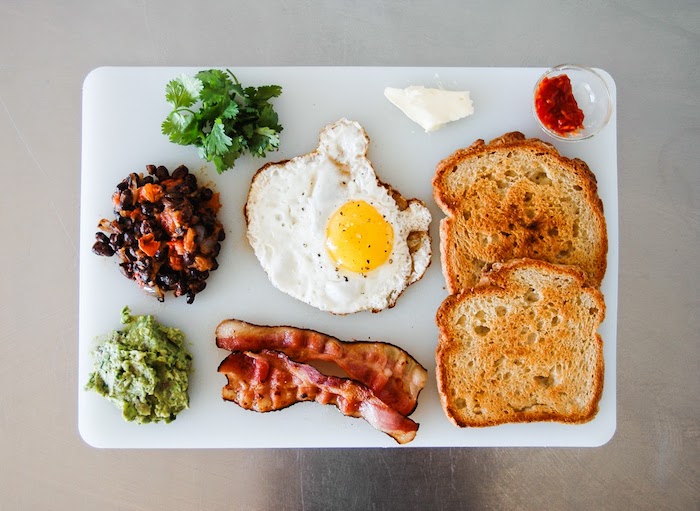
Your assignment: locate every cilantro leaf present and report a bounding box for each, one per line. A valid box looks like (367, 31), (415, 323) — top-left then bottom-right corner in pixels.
(195, 69), (232, 101)
(248, 126), (280, 157)
(165, 74), (202, 108)
(222, 101), (239, 120)
(257, 103), (281, 130)
(161, 112), (199, 145)
(255, 126), (280, 147)
(162, 69), (283, 173)
(169, 111), (191, 130)
(241, 123), (254, 139)
(204, 119), (233, 156)
(253, 85), (283, 101)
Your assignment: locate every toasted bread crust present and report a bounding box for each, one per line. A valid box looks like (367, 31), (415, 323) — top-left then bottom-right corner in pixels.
(435, 259), (605, 427)
(433, 132), (607, 292)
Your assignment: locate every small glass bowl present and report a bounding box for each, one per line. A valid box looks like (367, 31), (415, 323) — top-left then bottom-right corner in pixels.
(532, 64), (612, 141)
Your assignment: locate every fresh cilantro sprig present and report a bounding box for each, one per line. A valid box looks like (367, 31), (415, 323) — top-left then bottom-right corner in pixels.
(161, 69), (283, 174)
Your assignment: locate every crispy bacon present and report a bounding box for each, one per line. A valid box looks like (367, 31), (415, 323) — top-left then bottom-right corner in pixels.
(215, 319), (427, 416)
(218, 350), (418, 444)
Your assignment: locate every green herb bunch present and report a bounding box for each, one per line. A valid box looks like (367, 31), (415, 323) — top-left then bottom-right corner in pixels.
(161, 69), (283, 174)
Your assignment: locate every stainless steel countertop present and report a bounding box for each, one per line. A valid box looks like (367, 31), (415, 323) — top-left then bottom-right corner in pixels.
(1, 1), (698, 509)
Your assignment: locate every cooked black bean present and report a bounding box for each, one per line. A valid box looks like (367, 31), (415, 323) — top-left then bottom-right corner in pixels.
(163, 193), (183, 208)
(123, 231), (136, 246)
(119, 189), (134, 211)
(126, 247), (139, 262)
(201, 214), (215, 233)
(184, 173), (197, 189)
(117, 216), (132, 229)
(177, 182), (193, 195)
(152, 248), (167, 262)
(156, 272), (178, 287)
(189, 280), (206, 294)
(194, 280), (207, 292)
(200, 187), (213, 202)
(95, 232), (110, 244)
(152, 227), (167, 242)
(140, 202), (154, 215)
(139, 220), (154, 236)
(172, 165), (188, 179)
(165, 189), (184, 199)
(92, 241), (114, 257)
(187, 268), (208, 280)
(108, 222), (123, 235)
(155, 166), (169, 181)
(179, 207), (193, 225)
(109, 233), (124, 249)
(135, 258), (151, 271)
(119, 262), (133, 278)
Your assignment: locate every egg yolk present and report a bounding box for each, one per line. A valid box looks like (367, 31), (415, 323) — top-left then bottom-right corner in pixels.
(325, 200), (394, 273)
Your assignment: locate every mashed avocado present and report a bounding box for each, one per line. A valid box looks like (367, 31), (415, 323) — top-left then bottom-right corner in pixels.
(85, 306), (192, 424)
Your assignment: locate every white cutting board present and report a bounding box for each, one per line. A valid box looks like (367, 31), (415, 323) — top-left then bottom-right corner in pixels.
(79, 67), (617, 448)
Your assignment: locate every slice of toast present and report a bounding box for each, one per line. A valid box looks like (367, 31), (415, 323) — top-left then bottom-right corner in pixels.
(433, 132), (607, 292)
(435, 258), (605, 427)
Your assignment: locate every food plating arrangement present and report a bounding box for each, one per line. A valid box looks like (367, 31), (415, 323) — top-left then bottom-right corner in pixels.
(79, 66), (618, 448)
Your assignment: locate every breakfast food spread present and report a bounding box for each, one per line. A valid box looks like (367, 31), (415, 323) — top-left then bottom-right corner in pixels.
(384, 85), (474, 132)
(435, 259), (605, 427)
(84, 67), (614, 444)
(216, 319), (427, 415)
(218, 350), (419, 444)
(85, 307), (192, 424)
(92, 164), (225, 303)
(245, 118), (432, 314)
(433, 131), (607, 293)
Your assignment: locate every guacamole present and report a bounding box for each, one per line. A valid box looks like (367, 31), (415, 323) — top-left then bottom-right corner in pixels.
(85, 306), (192, 424)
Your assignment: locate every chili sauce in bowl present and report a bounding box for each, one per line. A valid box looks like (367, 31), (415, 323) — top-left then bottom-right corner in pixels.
(533, 64), (612, 141)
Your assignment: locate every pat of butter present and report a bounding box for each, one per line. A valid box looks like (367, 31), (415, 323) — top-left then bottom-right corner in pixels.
(384, 85), (474, 132)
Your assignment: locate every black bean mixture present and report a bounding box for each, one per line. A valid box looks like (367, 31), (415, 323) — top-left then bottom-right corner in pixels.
(92, 164), (225, 303)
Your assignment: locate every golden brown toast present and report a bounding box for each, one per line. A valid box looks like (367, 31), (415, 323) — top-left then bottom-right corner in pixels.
(433, 131), (607, 292)
(435, 259), (605, 427)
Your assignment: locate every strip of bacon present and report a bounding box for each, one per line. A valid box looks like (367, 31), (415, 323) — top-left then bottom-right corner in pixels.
(218, 350), (418, 444)
(215, 319), (427, 416)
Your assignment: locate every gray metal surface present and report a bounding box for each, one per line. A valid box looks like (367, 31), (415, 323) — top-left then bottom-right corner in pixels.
(1, 0), (698, 509)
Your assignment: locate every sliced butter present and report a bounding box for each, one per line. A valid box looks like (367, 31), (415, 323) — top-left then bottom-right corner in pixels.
(384, 85), (474, 132)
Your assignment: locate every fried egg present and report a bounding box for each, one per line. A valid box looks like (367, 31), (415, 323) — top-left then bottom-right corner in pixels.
(245, 118), (432, 314)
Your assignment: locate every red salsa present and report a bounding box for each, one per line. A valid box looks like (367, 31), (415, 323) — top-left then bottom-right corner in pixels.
(535, 74), (585, 135)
